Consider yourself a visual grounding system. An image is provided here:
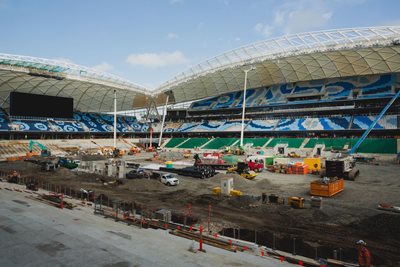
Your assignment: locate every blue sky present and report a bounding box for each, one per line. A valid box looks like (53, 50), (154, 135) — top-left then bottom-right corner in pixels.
(1, 0), (399, 88)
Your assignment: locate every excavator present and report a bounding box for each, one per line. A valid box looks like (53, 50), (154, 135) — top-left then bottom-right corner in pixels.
(28, 140), (51, 157)
(25, 140), (59, 171)
(90, 140), (125, 157)
(120, 138), (141, 155)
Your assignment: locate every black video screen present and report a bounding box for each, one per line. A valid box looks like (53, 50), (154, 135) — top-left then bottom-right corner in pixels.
(10, 92), (73, 118)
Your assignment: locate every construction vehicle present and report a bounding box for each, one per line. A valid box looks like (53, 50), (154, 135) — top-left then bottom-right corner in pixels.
(128, 147), (141, 155)
(223, 146), (244, 155)
(183, 150), (192, 158)
(246, 158), (264, 172)
(146, 126), (155, 152)
(121, 138), (141, 155)
(193, 154), (234, 170)
(28, 140), (51, 157)
(90, 140), (125, 157)
(288, 152), (300, 158)
(320, 155), (360, 180)
(59, 157), (79, 169)
(226, 162), (257, 180)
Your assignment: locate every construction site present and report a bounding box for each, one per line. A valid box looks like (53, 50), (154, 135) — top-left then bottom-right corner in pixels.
(1, 23), (400, 267)
(1, 136), (399, 266)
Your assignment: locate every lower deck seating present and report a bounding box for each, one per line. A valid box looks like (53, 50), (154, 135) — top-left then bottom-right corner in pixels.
(176, 138), (210, 149)
(0, 111), (9, 131)
(164, 138), (188, 148)
(266, 138), (304, 148)
(202, 138), (238, 149)
(242, 138), (270, 147)
(11, 120), (50, 132)
(50, 120), (85, 132)
(163, 137), (398, 154)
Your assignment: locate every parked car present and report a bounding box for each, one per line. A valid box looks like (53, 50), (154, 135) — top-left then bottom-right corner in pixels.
(160, 173), (179, 186)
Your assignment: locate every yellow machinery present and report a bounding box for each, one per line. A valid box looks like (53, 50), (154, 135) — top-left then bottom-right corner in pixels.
(288, 152), (300, 158)
(288, 197), (305, 209)
(212, 187), (243, 197)
(212, 187), (221, 195)
(226, 166), (257, 180)
(230, 189), (243, 197)
(304, 158), (321, 173)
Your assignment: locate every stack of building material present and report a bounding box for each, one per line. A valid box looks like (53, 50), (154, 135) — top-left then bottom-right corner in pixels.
(289, 162), (309, 175)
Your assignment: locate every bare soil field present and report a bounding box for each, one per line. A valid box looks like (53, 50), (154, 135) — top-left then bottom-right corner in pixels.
(1, 159), (399, 266)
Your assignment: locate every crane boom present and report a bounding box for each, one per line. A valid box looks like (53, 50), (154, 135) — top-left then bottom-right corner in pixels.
(350, 89), (400, 154)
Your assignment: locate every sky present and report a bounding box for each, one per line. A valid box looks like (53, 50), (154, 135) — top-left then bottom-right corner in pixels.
(1, 0), (399, 89)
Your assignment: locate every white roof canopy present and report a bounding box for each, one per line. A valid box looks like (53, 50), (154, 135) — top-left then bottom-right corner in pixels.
(154, 26), (400, 103)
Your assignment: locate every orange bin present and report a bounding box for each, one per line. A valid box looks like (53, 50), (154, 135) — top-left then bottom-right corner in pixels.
(310, 179), (344, 197)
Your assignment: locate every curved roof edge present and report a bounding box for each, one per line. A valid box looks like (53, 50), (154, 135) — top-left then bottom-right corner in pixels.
(0, 53), (151, 95)
(154, 26), (400, 94)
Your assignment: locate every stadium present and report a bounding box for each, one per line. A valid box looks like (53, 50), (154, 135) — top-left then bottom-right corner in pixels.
(1, 26), (400, 266)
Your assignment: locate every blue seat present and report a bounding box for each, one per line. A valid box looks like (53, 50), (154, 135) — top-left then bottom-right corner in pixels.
(12, 120), (50, 132)
(0, 112), (9, 131)
(51, 120), (85, 132)
(74, 112), (112, 132)
(178, 122), (200, 132)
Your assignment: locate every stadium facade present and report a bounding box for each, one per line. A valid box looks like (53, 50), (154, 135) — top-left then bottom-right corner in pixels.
(0, 26), (399, 151)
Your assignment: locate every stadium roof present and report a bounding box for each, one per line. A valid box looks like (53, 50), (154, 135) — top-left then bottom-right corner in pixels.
(1, 26), (400, 112)
(154, 26), (400, 103)
(0, 54), (153, 113)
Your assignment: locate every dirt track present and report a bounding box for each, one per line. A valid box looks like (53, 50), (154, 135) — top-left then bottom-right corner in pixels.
(1, 160), (399, 266)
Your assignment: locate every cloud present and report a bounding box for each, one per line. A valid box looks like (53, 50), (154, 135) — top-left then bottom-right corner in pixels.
(92, 62), (113, 72)
(167, 32), (178, 39)
(254, 23), (274, 38)
(254, 0), (336, 38)
(126, 51), (189, 68)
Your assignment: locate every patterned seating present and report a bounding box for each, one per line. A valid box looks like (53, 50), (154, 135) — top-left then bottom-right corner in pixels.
(74, 112), (112, 132)
(11, 120), (50, 132)
(246, 120), (277, 131)
(50, 120), (85, 132)
(190, 74), (398, 111)
(351, 115), (397, 130)
(0, 111), (9, 131)
(177, 122), (200, 132)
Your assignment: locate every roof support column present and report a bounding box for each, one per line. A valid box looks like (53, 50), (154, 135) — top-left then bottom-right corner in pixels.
(158, 95), (169, 148)
(240, 67), (256, 147)
(113, 90), (117, 149)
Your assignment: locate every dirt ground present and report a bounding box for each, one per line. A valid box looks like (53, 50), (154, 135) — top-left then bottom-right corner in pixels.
(1, 157), (399, 266)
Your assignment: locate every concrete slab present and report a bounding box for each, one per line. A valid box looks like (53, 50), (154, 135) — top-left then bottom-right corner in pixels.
(0, 188), (293, 267)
